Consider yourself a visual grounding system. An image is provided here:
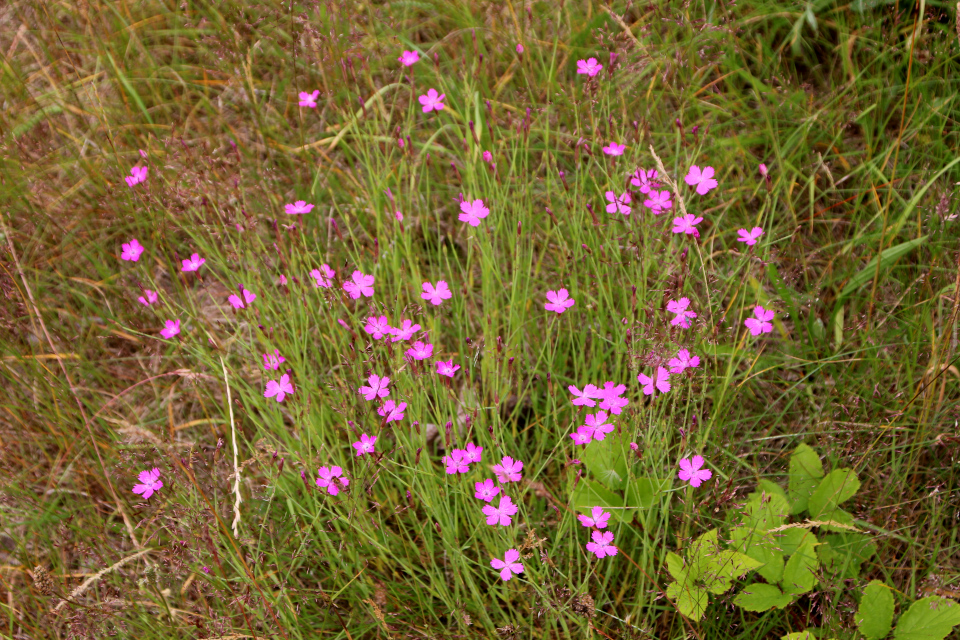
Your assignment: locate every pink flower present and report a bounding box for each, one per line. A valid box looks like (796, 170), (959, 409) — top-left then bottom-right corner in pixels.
(474, 478), (501, 502)
(181, 253), (205, 272)
(759, 163), (769, 178)
(263, 349), (286, 370)
(598, 382), (628, 415)
(570, 427), (593, 446)
(390, 319), (421, 342)
(672, 214), (703, 236)
(436, 359), (460, 377)
(605, 190), (632, 215)
(418, 88), (445, 112)
(358, 374), (390, 401)
(458, 199), (490, 227)
(364, 315), (392, 340)
(139, 149), (147, 158)
(265, 374), (294, 402)
(643, 190), (673, 214)
(667, 297), (697, 328)
(125, 166), (148, 187)
(398, 50), (420, 66)
(637, 367), (671, 396)
(684, 165), (718, 195)
(576, 57), (603, 77)
(630, 442), (639, 451)
(482, 150), (493, 163)
(132, 467), (163, 500)
(395, 211), (403, 221)
(678, 455), (712, 487)
(316, 466), (349, 495)
(310, 264), (335, 288)
(285, 200), (314, 215)
(583, 411), (614, 441)
(405, 341), (434, 360)
(544, 289), (575, 314)
(298, 90), (320, 108)
(278, 275), (288, 285)
(578, 506), (611, 529)
(491, 548), (524, 581)
(482, 495), (518, 526)
(745, 306), (775, 336)
(737, 227), (764, 246)
(377, 400), (407, 423)
(421, 280), (452, 305)
(343, 270), (374, 299)
(443, 449), (470, 474)
(227, 287), (256, 310)
(586, 530), (618, 558)
(515, 43), (524, 54)
(138, 289), (158, 306)
(121, 239), (144, 262)
(464, 442), (483, 464)
(353, 434), (377, 456)
(630, 168), (659, 193)
(668, 349), (700, 374)
(568, 384), (600, 407)
(492, 456), (523, 483)
(160, 319), (180, 339)
(602, 142), (625, 156)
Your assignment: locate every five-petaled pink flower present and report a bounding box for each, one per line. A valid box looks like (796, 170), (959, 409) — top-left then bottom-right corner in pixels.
(343, 270), (374, 299)
(583, 411), (614, 441)
(138, 289), (158, 306)
(263, 349), (286, 370)
(637, 367), (671, 396)
(265, 374), (294, 402)
(475, 478), (501, 502)
(630, 168), (659, 193)
(598, 382), (628, 414)
(668, 349), (700, 374)
(121, 239), (144, 262)
(745, 306), (775, 336)
(132, 467), (163, 500)
(464, 442), (483, 464)
(568, 384), (600, 407)
(544, 289), (576, 314)
(377, 400), (407, 423)
(228, 287), (257, 309)
(364, 316), (392, 340)
(578, 506), (611, 529)
(298, 90), (319, 108)
(181, 253), (205, 272)
(310, 264), (335, 288)
(405, 341), (434, 361)
(398, 50), (420, 66)
(737, 227), (764, 246)
(586, 530), (618, 558)
(316, 466), (349, 496)
(390, 319), (421, 342)
(492, 456), (523, 483)
(418, 88), (446, 112)
(672, 213), (704, 236)
(602, 142), (625, 156)
(436, 359), (460, 377)
(285, 200), (314, 215)
(576, 57), (603, 77)
(458, 199), (490, 227)
(359, 374), (390, 401)
(482, 495), (519, 526)
(667, 297), (697, 328)
(643, 190), (673, 214)
(605, 191), (632, 215)
(353, 434), (377, 456)
(684, 165), (718, 195)
(125, 166), (148, 187)
(160, 319), (180, 339)
(491, 549), (524, 581)
(678, 455), (712, 487)
(421, 280), (452, 305)
(443, 449), (471, 474)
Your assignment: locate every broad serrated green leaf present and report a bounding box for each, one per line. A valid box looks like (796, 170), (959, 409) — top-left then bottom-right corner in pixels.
(579, 436), (628, 490)
(782, 537), (819, 596)
(816, 507), (857, 533)
(757, 479), (789, 503)
(709, 550), (765, 581)
(808, 468), (860, 518)
(571, 478), (632, 523)
(779, 528), (816, 556)
(819, 533), (876, 579)
(857, 580), (894, 640)
(788, 444), (824, 514)
(666, 552), (686, 582)
(893, 596), (960, 640)
(666, 580), (710, 620)
(733, 583), (794, 612)
(782, 632), (816, 640)
(730, 528), (785, 583)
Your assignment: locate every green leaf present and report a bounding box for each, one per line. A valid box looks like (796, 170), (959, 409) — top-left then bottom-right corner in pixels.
(808, 469), (860, 518)
(665, 552), (686, 582)
(625, 476), (664, 510)
(856, 580), (894, 640)
(571, 478), (632, 523)
(666, 580), (709, 620)
(782, 632), (816, 640)
(731, 527), (785, 583)
(757, 479), (789, 503)
(701, 550), (764, 594)
(734, 583), (794, 612)
(893, 596), (960, 640)
(579, 436), (628, 490)
(778, 528), (816, 556)
(788, 444), (824, 515)
(838, 236), (928, 300)
(782, 537), (819, 596)
(819, 533), (876, 579)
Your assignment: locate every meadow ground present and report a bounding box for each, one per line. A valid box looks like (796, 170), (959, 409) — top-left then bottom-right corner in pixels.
(1, 0), (960, 638)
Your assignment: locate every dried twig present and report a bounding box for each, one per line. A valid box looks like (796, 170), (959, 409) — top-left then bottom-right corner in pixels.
(221, 356), (242, 537)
